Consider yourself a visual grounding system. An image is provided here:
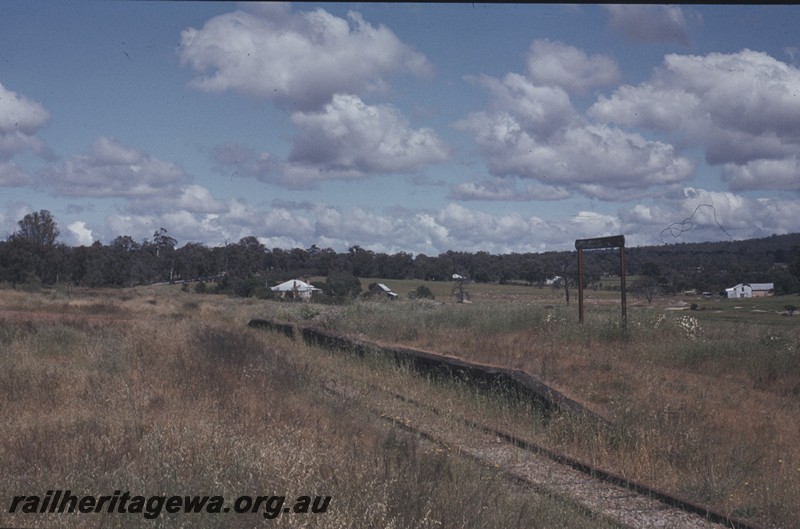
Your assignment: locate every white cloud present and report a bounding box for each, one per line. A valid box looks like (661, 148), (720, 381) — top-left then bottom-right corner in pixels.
(468, 73), (577, 138)
(178, 5), (431, 110)
(39, 137), (190, 198)
(264, 207), (314, 237)
(605, 5), (693, 46)
(526, 39), (622, 95)
(590, 49), (800, 191)
(126, 184), (227, 215)
(209, 95), (449, 189)
(66, 221), (94, 246)
(285, 94), (449, 185)
(621, 187), (800, 246)
(722, 157), (800, 191)
(458, 69), (695, 200)
(0, 82), (49, 162)
(0, 202), (32, 239)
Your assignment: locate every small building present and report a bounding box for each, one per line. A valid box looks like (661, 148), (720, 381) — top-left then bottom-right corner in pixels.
(750, 283), (774, 297)
(725, 283), (774, 299)
(726, 284), (752, 299)
(270, 279), (320, 301)
(369, 283), (398, 300)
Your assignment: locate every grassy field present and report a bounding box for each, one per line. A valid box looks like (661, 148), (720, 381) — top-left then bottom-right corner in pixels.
(2, 281), (799, 528)
(267, 278), (800, 528)
(0, 285), (622, 529)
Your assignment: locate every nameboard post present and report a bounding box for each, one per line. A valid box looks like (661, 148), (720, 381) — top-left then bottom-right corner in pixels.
(574, 235), (626, 326)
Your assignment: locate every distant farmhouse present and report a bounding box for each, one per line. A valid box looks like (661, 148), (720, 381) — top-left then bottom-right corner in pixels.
(270, 279), (320, 301)
(545, 275), (562, 286)
(725, 283), (774, 299)
(369, 283), (398, 300)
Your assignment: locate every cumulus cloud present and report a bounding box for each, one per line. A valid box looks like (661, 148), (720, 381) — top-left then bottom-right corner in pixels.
(212, 96), (449, 189)
(0, 82), (49, 162)
(722, 158), (800, 191)
(104, 195), (318, 248)
(39, 137), (190, 198)
(0, 202), (32, 238)
(285, 94), (449, 185)
(526, 39), (622, 95)
(457, 71), (694, 200)
(66, 221), (94, 246)
(590, 49), (800, 191)
(620, 187), (800, 246)
(127, 184), (227, 215)
(178, 4), (431, 110)
(605, 5), (693, 46)
(301, 202), (626, 254)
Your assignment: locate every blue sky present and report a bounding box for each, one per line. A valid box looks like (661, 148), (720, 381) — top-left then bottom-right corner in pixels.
(2, 3), (799, 254)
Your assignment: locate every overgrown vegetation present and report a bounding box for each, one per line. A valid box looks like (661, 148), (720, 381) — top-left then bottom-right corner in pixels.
(0, 287), (617, 529)
(253, 291), (800, 529)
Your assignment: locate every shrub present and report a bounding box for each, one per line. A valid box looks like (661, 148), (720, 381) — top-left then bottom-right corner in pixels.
(323, 272), (362, 301)
(409, 285), (435, 300)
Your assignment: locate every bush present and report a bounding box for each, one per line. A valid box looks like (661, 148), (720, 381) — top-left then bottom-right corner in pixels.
(323, 272), (362, 302)
(409, 285), (435, 300)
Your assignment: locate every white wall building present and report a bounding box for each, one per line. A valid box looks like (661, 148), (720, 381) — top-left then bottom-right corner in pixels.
(725, 283), (774, 299)
(270, 279), (320, 301)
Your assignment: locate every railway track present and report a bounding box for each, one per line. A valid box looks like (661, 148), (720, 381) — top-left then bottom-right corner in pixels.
(250, 319), (773, 529)
(321, 378), (762, 529)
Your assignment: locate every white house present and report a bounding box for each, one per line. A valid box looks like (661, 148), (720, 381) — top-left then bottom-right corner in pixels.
(725, 283), (774, 299)
(270, 279), (320, 301)
(726, 283), (752, 298)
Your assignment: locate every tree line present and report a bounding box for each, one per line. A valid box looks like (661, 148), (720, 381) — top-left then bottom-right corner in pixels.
(2, 210), (799, 297)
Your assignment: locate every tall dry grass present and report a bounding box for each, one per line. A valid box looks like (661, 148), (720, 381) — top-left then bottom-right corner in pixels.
(0, 287), (614, 529)
(257, 297), (800, 528)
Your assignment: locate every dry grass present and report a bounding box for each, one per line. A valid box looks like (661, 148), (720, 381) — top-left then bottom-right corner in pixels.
(253, 296), (800, 529)
(0, 286), (614, 529)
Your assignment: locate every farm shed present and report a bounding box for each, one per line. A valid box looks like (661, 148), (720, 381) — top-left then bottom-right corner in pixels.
(750, 283), (774, 297)
(370, 283), (398, 300)
(725, 282), (774, 299)
(270, 279), (320, 301)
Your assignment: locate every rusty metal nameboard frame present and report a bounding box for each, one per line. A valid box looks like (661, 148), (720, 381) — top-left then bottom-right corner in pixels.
(574, 235), (626, 326)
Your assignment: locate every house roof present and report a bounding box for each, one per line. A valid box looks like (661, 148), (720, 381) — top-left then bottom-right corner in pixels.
(726, 282), (774, 291)
(373, 283), (399, 297)
(725, 283), (748, 291)
(271, 279), (320, 292)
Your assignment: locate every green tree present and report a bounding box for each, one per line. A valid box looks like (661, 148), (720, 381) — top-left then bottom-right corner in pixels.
(0, 237), (37, 287)
(152, 228), (177, 282)
(323, 272), (362, 301)
(9, 210), (62, 285)
(633, 276), (661, 304)
(523, 260), (544, 286)
(16, 210), (59, 247)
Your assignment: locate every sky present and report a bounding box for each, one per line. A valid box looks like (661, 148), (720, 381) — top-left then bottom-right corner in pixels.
(1, 2), (799, 255)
